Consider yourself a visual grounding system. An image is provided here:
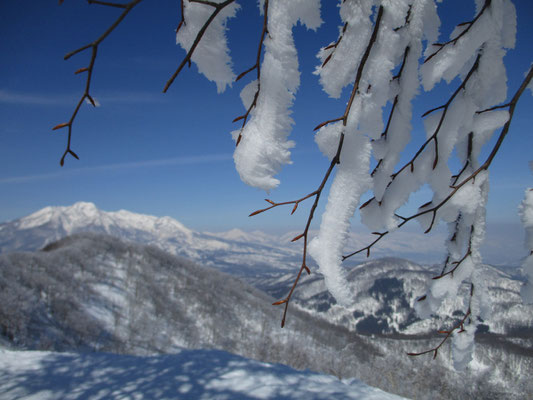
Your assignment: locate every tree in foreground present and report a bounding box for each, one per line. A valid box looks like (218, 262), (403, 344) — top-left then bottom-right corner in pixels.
(54, 0), (532, 370)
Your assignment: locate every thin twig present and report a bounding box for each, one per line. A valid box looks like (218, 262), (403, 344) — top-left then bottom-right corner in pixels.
(87, 0), (128, 8)
(321, 22), (348, 67)
(54, 0), (144, 165)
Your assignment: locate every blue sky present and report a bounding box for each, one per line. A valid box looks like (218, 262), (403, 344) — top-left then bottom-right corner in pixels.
(0, 1), (532, 263)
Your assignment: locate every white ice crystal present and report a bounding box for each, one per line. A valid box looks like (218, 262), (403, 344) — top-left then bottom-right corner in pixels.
(176, 0), (239, 93)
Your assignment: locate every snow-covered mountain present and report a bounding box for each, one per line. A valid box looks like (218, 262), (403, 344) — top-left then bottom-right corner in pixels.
(3, 202), (531, 333)
(0, 202), (452, 272)
(0, 202), (301, 276)
(1, 233), (531, 399)
(2, 202), (531, 339)
(254, 257), (533, 338)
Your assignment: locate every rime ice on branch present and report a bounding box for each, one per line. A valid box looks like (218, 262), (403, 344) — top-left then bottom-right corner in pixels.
(175, 0), (239, 93)
(232, 0), (322, 190)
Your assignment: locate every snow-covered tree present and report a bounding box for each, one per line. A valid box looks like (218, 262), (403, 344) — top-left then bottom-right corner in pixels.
(54, 0), (532, 370)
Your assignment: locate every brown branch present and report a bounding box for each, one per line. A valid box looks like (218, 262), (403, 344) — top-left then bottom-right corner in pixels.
(476, 102), (511, 114)
(87, 0), (128, 8)
(424, 0), (491, 64)
(273, 133), (345, 328)
(54, 0), (144, 165)
(408, 284), (474, 359)
(176, 0), (186, 33)
(343, 231), (388, 260)
(233, 0), (269, 147)
(163, 0), (237, 93)
(321, 22), (348, 67)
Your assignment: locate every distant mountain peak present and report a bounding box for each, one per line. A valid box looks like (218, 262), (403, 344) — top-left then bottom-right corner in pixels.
(0, 202), (301, 274)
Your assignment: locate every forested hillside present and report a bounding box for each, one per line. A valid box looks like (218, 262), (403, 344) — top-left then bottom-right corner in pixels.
(1, 233), (532, 399)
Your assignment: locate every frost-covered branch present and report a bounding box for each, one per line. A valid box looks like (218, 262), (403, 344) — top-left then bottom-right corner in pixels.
(232, 0), (269, 147)
(164, 0), (237, 93)
(424, 0), (491, 64)
(251, 4), (385, 324)
(347, 65), (532, 265)
(408, 284), (474, 360)
(53, 0), (144, 166)
(259, 134), (344, 328)
(394, 54), (480, 183)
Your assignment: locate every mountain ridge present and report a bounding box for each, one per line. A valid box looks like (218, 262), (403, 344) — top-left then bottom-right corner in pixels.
(0, 201), (456, 266)
(0, 202), (301, 275)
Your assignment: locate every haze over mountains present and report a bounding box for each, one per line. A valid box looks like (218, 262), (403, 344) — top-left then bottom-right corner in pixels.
(0, 201), (451, 268)
(1, 201), (525, 266)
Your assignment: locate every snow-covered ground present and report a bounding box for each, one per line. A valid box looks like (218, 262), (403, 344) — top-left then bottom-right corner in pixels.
(0, 348), (405, 400)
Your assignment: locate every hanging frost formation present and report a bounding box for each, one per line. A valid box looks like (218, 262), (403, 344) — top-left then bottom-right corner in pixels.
(175, 0), (532, 370)
(176, 0), (239, 93)
(232, 0), (322, 190)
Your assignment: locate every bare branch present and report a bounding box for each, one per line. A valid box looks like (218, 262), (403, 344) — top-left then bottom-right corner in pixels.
(56, 0), (144, 166)
(321, 22), (348, 67)
(343, 231), (388, 260)
(87, 0), (128, 8)
(270, 133), (345, 328)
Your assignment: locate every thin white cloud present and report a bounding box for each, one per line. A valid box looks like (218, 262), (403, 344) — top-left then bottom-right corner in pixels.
(0, 154), (232, 184)
(0, 89), (167, 106)
(0, 89), (73, 106)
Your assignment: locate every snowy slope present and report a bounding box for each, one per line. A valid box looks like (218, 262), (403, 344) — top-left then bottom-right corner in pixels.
(253, 257), (533, 337)
(0, 348), (406, 400)
(1, 234), (532, 399)
(0, 233), (373, 365)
